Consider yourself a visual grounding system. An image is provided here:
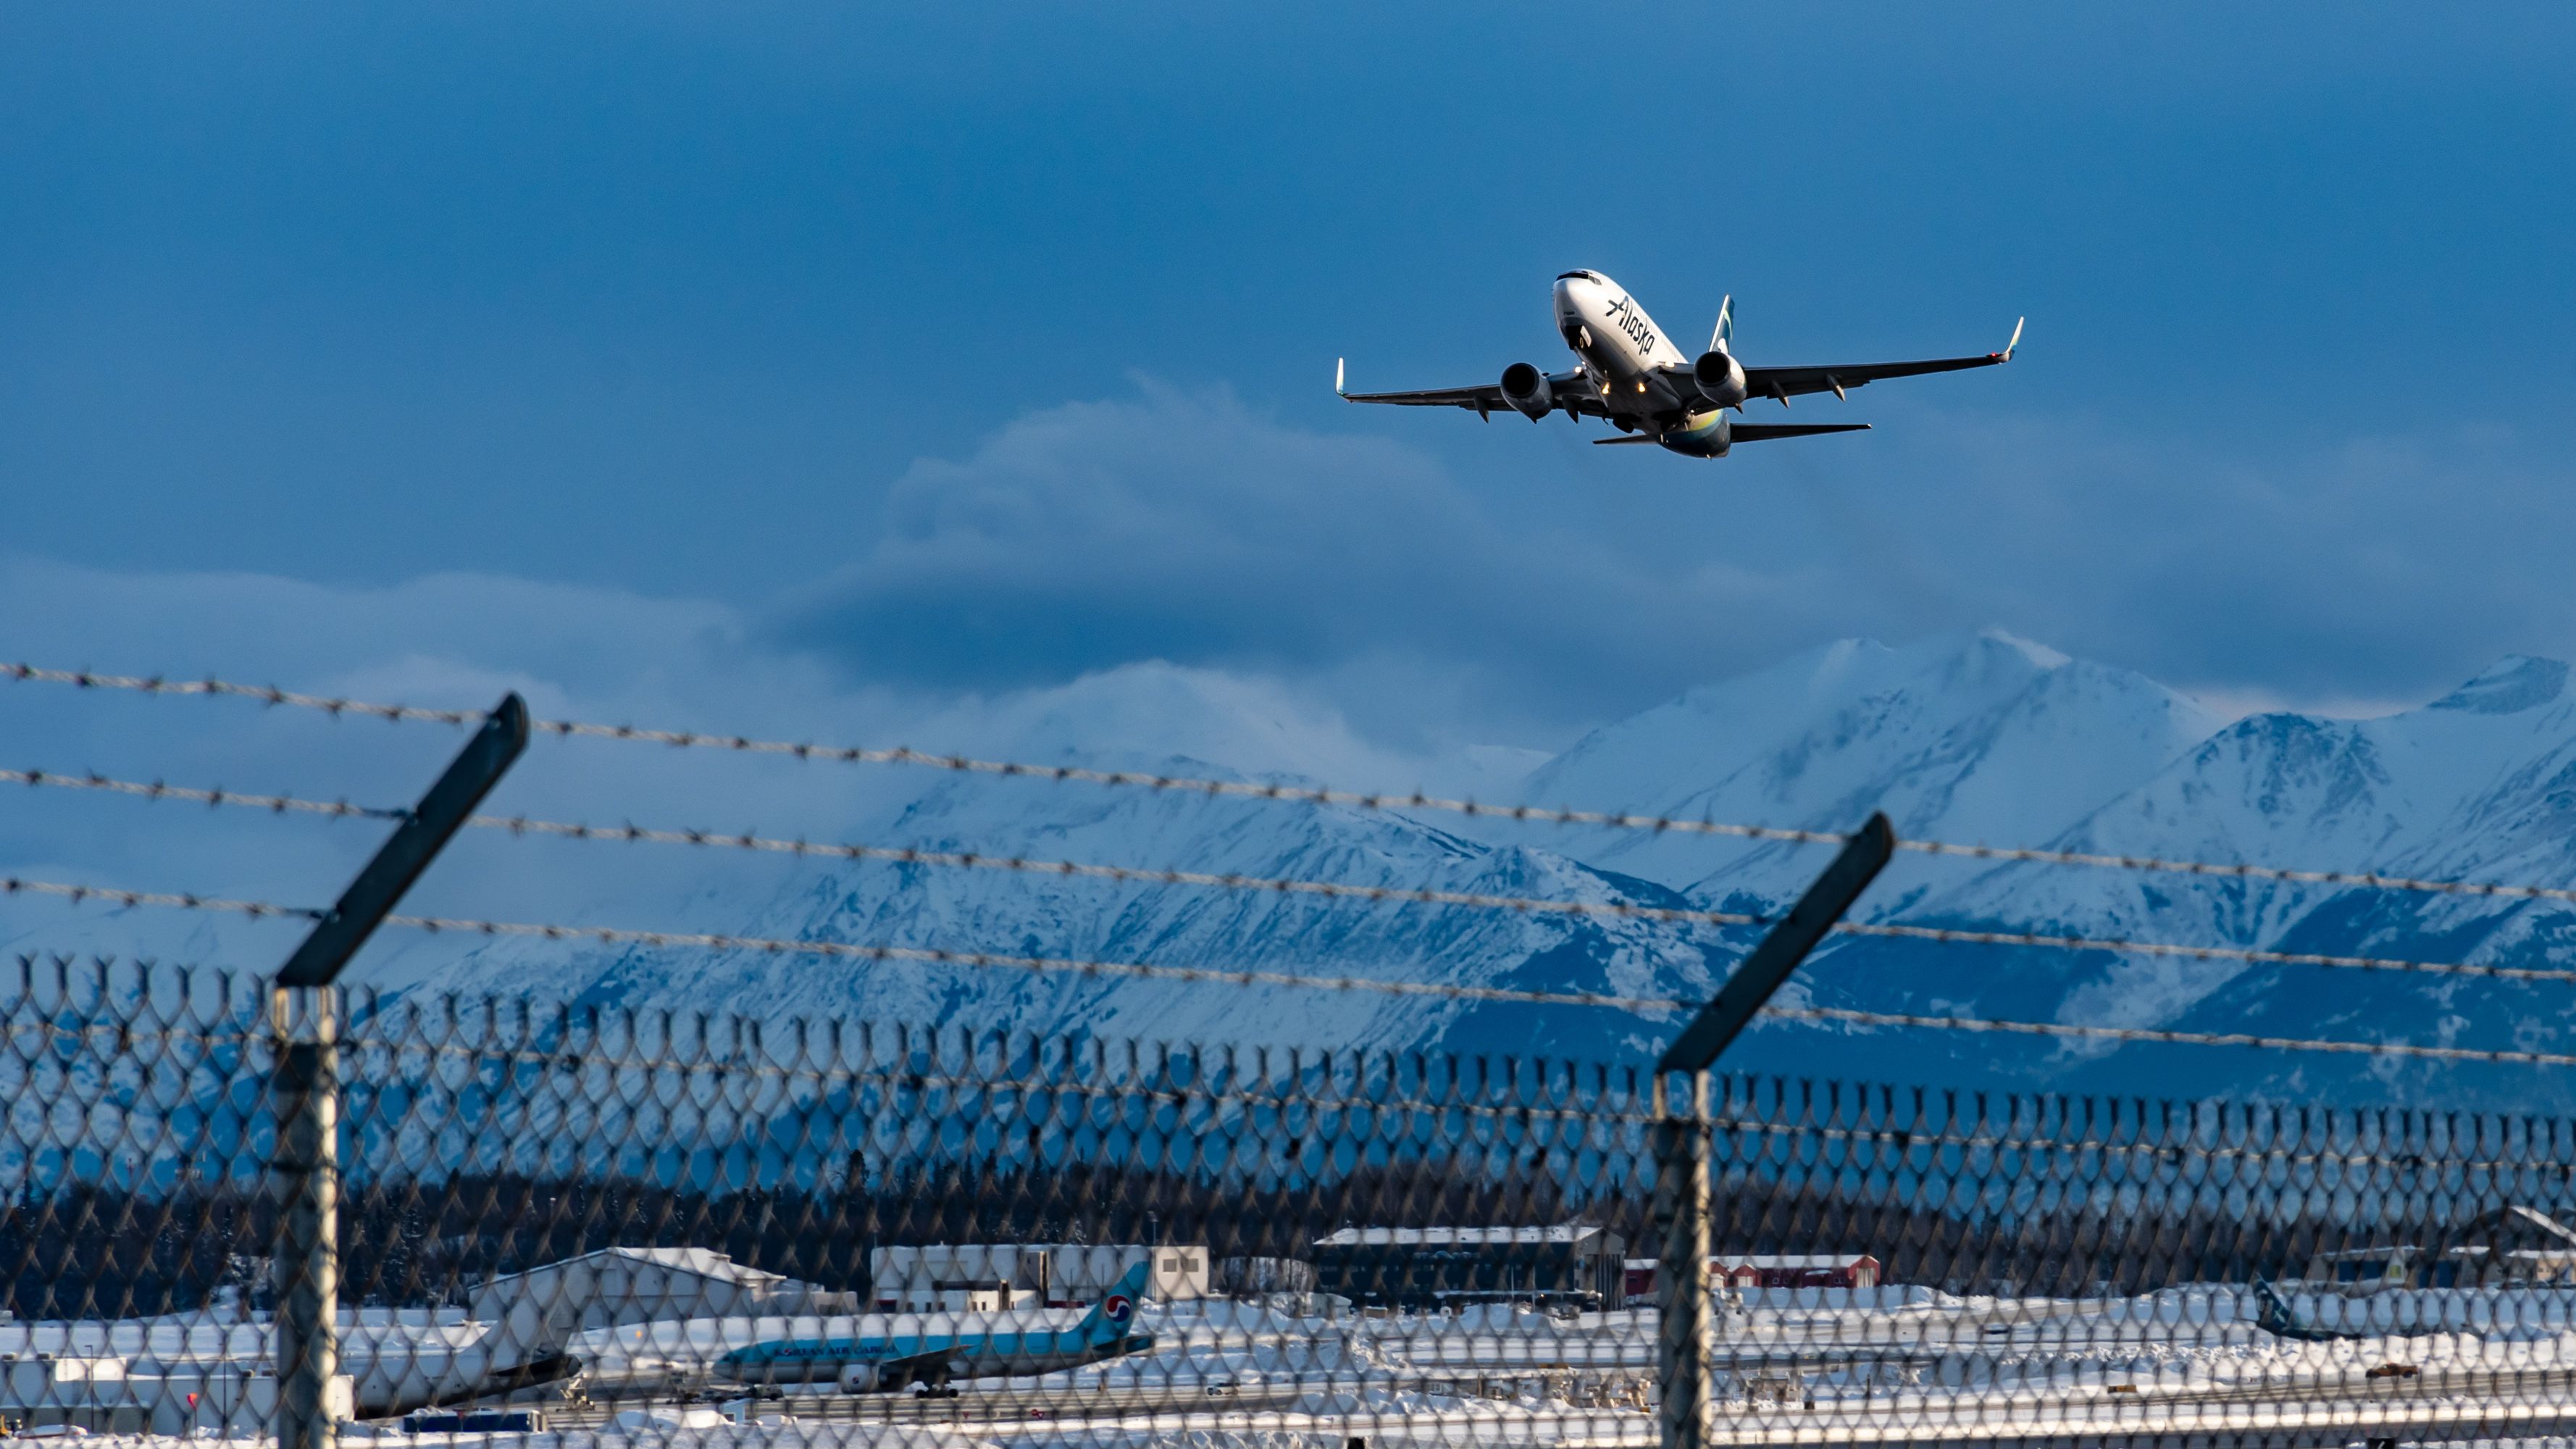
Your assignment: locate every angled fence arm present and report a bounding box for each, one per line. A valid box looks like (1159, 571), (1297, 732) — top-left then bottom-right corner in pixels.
(272, 695), (528, 1449)
(1654, 813), (1896, 1449)
(276, 694), (530, 990)
(1657, 814), (1897, 1077)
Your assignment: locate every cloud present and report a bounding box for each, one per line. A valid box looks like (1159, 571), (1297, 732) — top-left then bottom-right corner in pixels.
(0, 555), (1458, 982)
(1851, 406), (2576, 703)
(777, 382), (1847, 743)
(22, 377), (2576, 784)
(777, 380), (2576, 749)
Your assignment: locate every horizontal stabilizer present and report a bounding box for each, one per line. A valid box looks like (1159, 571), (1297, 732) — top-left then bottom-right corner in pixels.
(1592, 435), (1665, 446)
(1729, 422), (1871, 443)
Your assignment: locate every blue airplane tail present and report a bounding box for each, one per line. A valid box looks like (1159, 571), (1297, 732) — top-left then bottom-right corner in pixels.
(2252, 1279), (2299, 1335)
(1076, 1261), (1153, 1344)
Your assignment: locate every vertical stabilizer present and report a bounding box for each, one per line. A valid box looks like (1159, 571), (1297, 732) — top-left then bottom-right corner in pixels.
(2251, 1279), (2299, 1336)
(1076, 1261), (1153, 1345)
(1710, 295), (1734, 354)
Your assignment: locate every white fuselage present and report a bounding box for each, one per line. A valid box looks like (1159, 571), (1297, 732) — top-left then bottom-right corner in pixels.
(1552, 271), (1691, 413)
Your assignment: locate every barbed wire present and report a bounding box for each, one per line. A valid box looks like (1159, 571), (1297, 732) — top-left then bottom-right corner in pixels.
(7, 870), (2576, 1069)
(0, 874), (321, 922)
(1821, 917), (2576, 986)
(0, 871), (1676, 1011)
(382, 911), (1689, 1009)
(12, 763), (2576, 989)
(5, 664), (487, 724)
(1, 767), (405, 820)
(1782, 1005), (2576, 1071)
(10, 763), (1774, 928)
(15, 659), (2576, 908)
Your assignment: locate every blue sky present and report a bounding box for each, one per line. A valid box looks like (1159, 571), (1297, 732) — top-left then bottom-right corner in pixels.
(5, 3), (2575, 751)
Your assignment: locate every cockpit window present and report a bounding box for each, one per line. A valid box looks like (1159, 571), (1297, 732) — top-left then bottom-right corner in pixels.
(1555, 271), (1598, 282)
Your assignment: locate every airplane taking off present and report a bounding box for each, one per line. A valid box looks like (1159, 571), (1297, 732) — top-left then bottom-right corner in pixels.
(1337, 272), (2020, 458)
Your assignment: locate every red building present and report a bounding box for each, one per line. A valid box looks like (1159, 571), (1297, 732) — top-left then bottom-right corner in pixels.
(1710, 1253), (1881, 1290)
(1621, 1258), (1658, 1303)
(1621, 1253), (1883, 1302)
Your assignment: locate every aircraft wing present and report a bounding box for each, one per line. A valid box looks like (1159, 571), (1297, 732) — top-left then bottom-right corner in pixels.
(1335, 364), (1610, 418)
(1736, 318), (2024, 404)
(1593, 422), (1870, 446)
(1728, 422), (1871, 443)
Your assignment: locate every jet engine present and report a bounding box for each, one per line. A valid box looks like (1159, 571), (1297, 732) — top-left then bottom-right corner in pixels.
(837, 1364), (885, 1394)
(1499, 362), (1553, 420)
(1691, 350), (1747, 408)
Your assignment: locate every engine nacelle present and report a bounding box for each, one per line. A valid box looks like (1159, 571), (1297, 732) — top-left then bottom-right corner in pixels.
(837, 1364), (885, 1395)
(1691, 350), (1747, 408)
(1499, 362), (1552, 420)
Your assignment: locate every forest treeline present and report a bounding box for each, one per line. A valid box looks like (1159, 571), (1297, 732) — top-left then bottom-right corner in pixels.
(1, 1148), (2447, 1319)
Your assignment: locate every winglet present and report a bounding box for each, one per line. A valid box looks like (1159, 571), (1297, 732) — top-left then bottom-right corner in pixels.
(1999, 317), (2024, 362)
(1334, 357), (1347, 397)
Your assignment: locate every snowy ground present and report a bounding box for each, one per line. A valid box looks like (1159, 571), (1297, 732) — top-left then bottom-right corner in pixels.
(20, 1286), (2576, 1446)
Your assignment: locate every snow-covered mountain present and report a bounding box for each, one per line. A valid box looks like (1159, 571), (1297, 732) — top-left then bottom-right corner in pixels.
(1518, 632), (2225, 898)
(1825, 652), (2576, 1102)
(377, 634), (2576, 1108)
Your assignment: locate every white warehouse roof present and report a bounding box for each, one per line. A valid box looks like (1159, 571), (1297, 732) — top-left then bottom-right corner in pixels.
(1315, 1224), (1608, 1247)
(479, 1245), (787, 1289)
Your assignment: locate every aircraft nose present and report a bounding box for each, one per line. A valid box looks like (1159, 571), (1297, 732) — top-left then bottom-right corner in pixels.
(1553, 277), (1594, 346)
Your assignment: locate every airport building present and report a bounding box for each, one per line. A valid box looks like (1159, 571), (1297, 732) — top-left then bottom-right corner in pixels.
(869, 1243), (1212, 1311)
(1621, 1258), (1657, 1304)
(2299, 1206), (2576, 1289)
(1308, 1224), (1626, 1310)
(1621, 1252), (1883, 1300)
(1213, 1255), (1318, 1297)
(1710, 1253), (1883, 1290)
(466, 1245), (857, 1331)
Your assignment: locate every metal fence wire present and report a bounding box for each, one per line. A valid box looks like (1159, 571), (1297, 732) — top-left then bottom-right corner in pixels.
(10, 959), (2576, 1449)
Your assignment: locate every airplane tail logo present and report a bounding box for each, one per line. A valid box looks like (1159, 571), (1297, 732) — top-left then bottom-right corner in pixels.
(1078, 1261), (1153, 1342)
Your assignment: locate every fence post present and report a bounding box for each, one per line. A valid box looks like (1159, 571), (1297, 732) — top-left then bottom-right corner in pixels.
(1652, 1066), (1713, 1449)
(1651, 813), (1895, 1449)
(267, 693), (529, 1449)
(272, 987), (340, 1449)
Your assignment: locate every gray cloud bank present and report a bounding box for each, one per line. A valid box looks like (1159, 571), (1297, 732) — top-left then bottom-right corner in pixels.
(776, 383), (2576, 748)
(777, 383), (1795, 745)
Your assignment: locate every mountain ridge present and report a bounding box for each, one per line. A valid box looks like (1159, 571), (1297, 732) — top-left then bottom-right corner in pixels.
(360, 630), (2576, 1109)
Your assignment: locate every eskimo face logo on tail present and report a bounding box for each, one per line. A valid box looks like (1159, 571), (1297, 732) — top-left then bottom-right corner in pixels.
(1100, 1293), (1135, 1326)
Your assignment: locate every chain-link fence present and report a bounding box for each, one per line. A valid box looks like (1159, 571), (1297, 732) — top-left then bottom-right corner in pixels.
(11, 956), (2576, 1448)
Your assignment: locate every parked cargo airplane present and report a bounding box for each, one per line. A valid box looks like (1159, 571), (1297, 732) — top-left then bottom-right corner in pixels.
(343, 1303), (586, 1418)
(1337, 272), (2020, 457)
(712, 1261), (1155, 1397)
(2249, 1279), (2435, 1344)
(0, 1300), (583, 1424)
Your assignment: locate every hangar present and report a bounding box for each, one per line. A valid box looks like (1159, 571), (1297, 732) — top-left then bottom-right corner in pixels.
(869, 1243), (1212, 1311)
(465, 1246), (856, 1332)
(1310, 1224), (1625, 1309)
